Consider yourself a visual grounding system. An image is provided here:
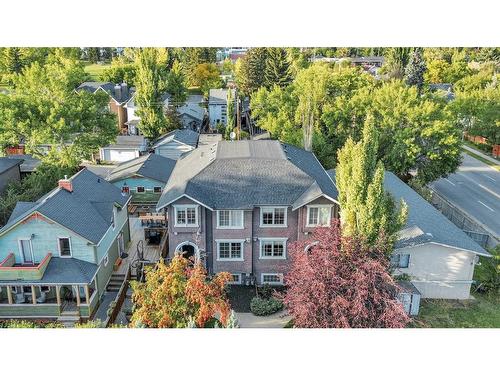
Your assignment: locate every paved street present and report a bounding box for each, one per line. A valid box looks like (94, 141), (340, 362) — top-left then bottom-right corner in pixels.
(430, 153), (500, 238)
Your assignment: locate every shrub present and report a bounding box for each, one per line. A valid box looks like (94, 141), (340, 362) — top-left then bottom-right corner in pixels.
(250, 296), (284, 316)
(475, 245), (500, 294)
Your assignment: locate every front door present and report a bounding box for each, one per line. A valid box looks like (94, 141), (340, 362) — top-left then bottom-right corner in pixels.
(19, 239), (34, 264)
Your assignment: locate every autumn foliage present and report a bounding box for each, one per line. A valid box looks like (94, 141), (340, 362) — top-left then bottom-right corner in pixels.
(284, 221), (410, 328)
(130, 255), (232, 328)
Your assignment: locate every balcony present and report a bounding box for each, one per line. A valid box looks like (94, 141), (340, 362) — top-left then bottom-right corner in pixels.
(0, 253), (52, 281)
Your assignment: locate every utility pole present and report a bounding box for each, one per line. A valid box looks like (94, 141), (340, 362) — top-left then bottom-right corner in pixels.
(236, 88), (241, 140)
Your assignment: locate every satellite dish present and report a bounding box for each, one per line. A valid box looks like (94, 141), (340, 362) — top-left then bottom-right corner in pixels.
(230, 131), (236, 140)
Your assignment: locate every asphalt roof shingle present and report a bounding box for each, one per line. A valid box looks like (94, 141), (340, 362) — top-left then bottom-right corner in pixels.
(1, 169), (129, 244)
(157, 140), (337, 210)
(108, 153), (177, 184)
(152, 129), (200, 149)
(0, 157), (22, 174)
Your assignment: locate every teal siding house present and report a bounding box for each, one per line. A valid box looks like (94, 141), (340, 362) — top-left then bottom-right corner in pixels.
(108, 153), (176, 205)
(0, 169), (131, 320)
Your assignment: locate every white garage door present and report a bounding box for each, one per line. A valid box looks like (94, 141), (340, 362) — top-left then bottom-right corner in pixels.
(108, 149), (138, 162)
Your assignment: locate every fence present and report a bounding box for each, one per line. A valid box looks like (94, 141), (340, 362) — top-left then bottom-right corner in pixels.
(430, 189), (498, 249)
(104, 265), (131, 327)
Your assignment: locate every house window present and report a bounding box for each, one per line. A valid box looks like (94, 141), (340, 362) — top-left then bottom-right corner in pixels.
(217, 241), (244, 261)
(174, 205), (198, 227)
(307, 205), (332, 227)
(217, 210), (243, 229)
(136, 186), (145, 193)
(121, 186), (130, 194)
(259, 239), (287, 259)
(58, 237), (72, 257)
(390, 254), (410, 268)
(103, 254), (109, 267)
(261, 273), (283, 285)
(40, 286), (51, 293)
(229, 274), (241, 285)
(260, 207), (287, 227)
(153, 186), (162, 193)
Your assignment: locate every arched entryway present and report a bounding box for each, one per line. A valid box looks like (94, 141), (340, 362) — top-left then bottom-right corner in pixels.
(175, 241), (199, 262)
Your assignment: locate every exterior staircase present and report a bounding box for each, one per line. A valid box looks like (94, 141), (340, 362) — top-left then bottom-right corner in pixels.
(57, 311), (81, 327)
(107, 274), (126, 292)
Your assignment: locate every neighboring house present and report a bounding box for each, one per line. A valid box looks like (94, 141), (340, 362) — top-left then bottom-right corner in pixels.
(124, 91), (171, 135)
(327, 170), (491, 300)
(0, 158), (22, 195)
(177, 102), (206, 131)
(7, 155), (41, 177)
(208, 88), (236, 128)
(156, 140), (339, 286)
(0, 169), (131, 320)
(108, 153), (176, 205)
(76, 82), (132, 133)
(99, 135), (148, 163)
(151, 129), (199, 160)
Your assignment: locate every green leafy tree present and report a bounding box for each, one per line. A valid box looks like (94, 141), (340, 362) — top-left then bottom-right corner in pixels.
(264, 47), (292, 89)
(0, 54), (116, 162)
(382, 47), (413, 79)
(86, 47), (100, 63)
(405, 47), (426, 93)
(166, 60), (188, 106)
(184, 48), (217, 86)
(191, 62), (222, 97)
(336, 116), (407, 247)
(134, 48), (168, 139)
(100, 56), (136, 85)
(226, 88), (235, 135)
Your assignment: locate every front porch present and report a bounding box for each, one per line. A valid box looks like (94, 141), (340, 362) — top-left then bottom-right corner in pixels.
(0, 253), (99, 319)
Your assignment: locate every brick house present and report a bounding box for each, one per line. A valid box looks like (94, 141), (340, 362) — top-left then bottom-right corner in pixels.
(156, 140), (339, 285)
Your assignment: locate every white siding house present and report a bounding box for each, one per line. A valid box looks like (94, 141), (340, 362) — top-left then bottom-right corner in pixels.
(152, 129), (199, 160)
(99, 136), (147, 163)
(208, 88), (235, 128)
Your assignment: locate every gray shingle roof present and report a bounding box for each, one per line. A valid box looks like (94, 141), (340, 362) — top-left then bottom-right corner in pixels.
(76, 81), (132, 104)
(0, 157), (22, 174)
(208, 88), (234, 105)
(0, 257), (97, 285)
(108, 153), (176, 184)
(6, 154), (41, 173)
(152, 129), (200, 149)
(326, 169), (490, 256)
(0, 168), (129, 244)
(157, 140), (337, 210)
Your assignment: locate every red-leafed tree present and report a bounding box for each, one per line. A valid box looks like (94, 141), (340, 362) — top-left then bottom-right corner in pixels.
(284, 221), (410, 328)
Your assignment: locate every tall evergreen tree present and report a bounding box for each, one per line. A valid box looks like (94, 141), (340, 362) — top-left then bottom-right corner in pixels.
(264, 47), (292, 89)
(336, 115), (407, 247)
(134, 48), (168, 139)
(405, 47), (426, 93)
(235, 48), (267, 96)
(4, 47), (24, 74)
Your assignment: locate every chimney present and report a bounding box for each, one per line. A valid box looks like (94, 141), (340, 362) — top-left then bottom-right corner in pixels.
(114, 84), (122, 101)
(121, 82), (128, 99)
(58, 175), (73, 192)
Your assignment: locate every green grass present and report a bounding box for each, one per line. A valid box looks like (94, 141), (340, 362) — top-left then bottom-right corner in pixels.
(411, 293), (500, 328)
(462, 147), (500, 171)
(84, 62), (111, 81)
(131, 192), (161, 204)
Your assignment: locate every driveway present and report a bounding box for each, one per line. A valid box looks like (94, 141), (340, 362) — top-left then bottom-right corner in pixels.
(236, 310), (290, 328)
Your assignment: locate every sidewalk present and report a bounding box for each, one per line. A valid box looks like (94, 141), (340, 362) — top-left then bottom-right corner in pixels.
(462, 145), (500, 166)
(236, 310), (290, 328)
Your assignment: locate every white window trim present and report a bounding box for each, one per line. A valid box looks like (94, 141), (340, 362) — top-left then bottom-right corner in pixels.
(306, 204), (333, 228)
(103, 254), (109, 267)
(261, 273), (284, 285)
(57, 237), (72, 258)
(174, 204), (199, 227)
(259, 238), (287, 260)
(216, 210), (244, 229)
(17, 237), (34, 263)
(229, 273), (242, 285)
(216, 239), (245, 261)
(136, 186), (145, 193)
(259, 206), (288, 228)
(153, 186), (162, 193)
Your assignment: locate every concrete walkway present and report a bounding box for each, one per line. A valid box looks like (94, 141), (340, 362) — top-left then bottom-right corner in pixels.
(236, 310), (290, 328)
(463, 145), (500, 166)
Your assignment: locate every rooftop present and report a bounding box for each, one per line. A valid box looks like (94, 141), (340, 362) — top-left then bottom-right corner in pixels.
(0, 157), (22, 175)
(108, 153), (177, 184)
(157, 140), (337, 210)
(152, 129), (200, 149)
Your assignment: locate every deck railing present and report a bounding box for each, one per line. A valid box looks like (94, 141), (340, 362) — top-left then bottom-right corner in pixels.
(0, 253), (52, 281)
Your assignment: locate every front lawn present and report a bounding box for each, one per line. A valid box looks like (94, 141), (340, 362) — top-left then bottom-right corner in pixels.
(411, 293), (500, 328)
(84, 62), (111, 81)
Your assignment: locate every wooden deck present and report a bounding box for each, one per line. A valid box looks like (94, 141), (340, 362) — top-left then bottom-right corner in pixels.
(116, 217), (162, 276)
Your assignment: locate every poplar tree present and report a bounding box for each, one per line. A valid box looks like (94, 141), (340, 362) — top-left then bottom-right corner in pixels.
(336, 115), (407, 247)
(134, 48), (168, 139)
(405, 47), (426, 93)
